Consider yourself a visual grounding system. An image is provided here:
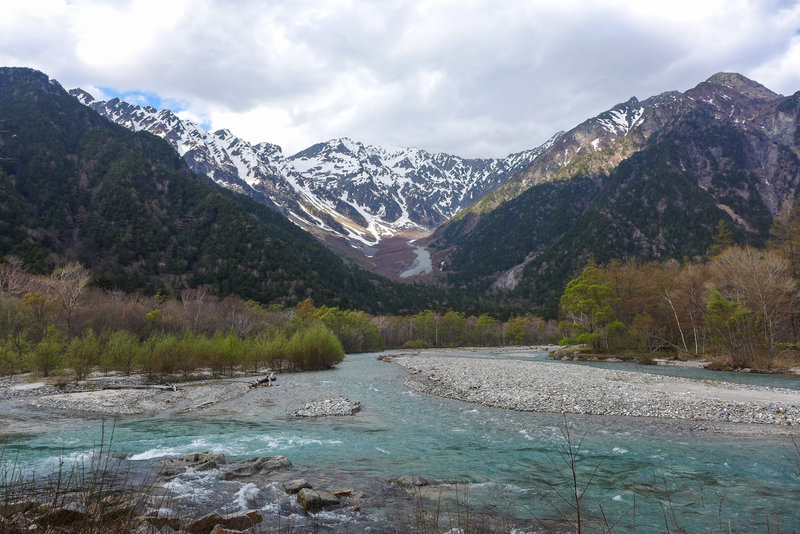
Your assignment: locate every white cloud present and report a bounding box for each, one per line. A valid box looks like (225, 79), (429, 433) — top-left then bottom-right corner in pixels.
(2, 0), (799, 157)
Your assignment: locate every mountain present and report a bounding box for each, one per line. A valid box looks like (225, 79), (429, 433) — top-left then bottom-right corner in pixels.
(426, 73), (800, 313)
(70, 89), (556, 275)
(0, 67), (437, 312)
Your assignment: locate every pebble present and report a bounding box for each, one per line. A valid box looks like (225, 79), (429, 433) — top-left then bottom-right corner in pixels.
(394, 355), (800, 427)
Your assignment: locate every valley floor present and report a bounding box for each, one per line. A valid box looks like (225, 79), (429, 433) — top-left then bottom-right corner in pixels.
(2, 347), (799, 434)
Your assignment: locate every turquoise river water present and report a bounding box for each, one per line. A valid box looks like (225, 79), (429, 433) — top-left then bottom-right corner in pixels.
(1, 349), (799, 532)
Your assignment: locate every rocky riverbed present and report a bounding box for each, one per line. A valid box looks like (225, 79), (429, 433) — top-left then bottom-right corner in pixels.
(393, 351), (800, 428)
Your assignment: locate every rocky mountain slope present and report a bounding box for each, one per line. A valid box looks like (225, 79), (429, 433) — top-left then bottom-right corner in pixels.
(70, 89), (556, 265)
(426, 73), (800, 313)
(0, 67), (441, 312)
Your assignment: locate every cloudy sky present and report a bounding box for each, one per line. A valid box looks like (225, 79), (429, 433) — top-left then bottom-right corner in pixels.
(2, 0), (800, 158)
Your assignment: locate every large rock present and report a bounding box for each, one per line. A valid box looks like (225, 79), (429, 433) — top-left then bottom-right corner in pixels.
(221, 510), (263, 530)
(184, 510), (262, 534)
(161, 450), (227, 478)
(219, 455), (291, 480)
(184, 513), (225, 534)
(294, 398), (362, 417)
(296, 488), (340, 513)
(283, 478), (313, 494)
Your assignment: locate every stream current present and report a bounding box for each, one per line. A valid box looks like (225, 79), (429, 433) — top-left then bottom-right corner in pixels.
(1, 349), (799, 532)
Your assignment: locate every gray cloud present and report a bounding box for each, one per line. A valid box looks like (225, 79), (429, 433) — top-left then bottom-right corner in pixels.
(1, 0), (799, 157)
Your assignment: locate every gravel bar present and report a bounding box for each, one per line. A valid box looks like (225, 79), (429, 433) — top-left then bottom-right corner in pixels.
(393, 352), (800, 426)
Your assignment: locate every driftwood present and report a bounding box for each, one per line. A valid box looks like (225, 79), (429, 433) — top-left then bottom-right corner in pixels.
(102, 384), (179, 392)
(250, 372), (276, 388)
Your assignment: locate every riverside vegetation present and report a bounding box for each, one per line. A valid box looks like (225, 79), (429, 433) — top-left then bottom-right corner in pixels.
(557, 221), (800, 371)
(0, 260), (559, 380)
(4, 236), (800, 380)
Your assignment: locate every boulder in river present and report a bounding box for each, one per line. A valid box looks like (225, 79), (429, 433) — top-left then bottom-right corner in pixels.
(219, 455), (292, 480)
(161, 450), (226, 478)
(284, 478), (313, 494)
(296, 488), (340, 513)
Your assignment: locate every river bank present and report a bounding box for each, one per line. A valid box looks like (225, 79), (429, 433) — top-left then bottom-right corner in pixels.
(2, 350), (800, 532)
(391, 348), (800, 433)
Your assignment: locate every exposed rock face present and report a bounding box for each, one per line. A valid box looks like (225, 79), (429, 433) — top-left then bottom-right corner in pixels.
(294, 397), (362, 417)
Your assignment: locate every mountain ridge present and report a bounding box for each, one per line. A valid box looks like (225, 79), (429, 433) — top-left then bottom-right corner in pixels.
(70, 88), (557, 274)
(425, 72), (800, 313)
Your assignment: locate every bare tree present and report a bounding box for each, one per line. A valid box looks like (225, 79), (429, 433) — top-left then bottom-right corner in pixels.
(709, 247), (797, 360)
(45, 262), (90, 336)
(0, 258), (36, 296)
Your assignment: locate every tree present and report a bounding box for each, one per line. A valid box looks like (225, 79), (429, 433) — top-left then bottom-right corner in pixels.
(29, 326), (65, 377)
(45, 262), (90, 335)
(559, 265), (620, 352)
(706, 219), (735, 256)
(708, 247), (797, 360)
(705, 291), (759, 366)
(66, 328), (102, 381)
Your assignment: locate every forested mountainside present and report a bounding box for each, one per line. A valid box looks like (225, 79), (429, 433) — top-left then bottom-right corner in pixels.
(427, 73), (800, 313)
(0, 67), (442, 313)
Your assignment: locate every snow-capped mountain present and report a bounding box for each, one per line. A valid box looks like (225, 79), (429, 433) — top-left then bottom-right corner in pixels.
(70, 89), (555, 256)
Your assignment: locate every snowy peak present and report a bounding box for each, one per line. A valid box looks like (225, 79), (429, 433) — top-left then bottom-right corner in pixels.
(595, 98), (645, 136)
(70, 88), (547, 257)
(71, 88), (94, 105)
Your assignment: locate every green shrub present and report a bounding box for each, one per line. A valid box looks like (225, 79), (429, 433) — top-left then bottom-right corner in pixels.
(65, 328), (102, 381)
(103, 329), (141, 375)
(209, 331), (243, 376)
(286, 325), (344, 370)
(28, 326), (66, 377)
(0, 334), (30, 376)
(402, 339), (430, 349)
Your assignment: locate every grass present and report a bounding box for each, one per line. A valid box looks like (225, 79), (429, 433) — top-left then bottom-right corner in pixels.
(0, 423), (161, 533)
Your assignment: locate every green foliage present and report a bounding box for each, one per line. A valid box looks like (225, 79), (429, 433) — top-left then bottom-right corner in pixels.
(705, 290), (759, 366)
(103, 329), (141, 375)
(559, 266), (620, 352)
(65, 328), (102, 381)
(286, 324), (344, 370)
(28, 326), (65, 377)
(402, 339), (430, 349)
(707, 220), (735, 256)
(0, 337), (23, 376)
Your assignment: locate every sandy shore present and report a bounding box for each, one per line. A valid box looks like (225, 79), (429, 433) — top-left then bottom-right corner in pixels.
(392, 349), (800, 428)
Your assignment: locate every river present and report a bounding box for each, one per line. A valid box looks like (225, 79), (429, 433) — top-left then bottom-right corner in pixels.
(1, 349), (798, 532)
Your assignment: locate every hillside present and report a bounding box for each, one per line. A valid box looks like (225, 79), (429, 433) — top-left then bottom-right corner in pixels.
(427, 73), (800, 313)
(0, 67), (435, 312)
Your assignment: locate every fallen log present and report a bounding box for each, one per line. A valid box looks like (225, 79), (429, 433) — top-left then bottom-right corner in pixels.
(250, 372), (277, 388)
(102, 384), (179, 392)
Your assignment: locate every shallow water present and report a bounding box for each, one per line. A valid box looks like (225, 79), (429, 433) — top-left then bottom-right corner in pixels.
(399, 243), (433, 278)
(1, 350), (798, 532)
